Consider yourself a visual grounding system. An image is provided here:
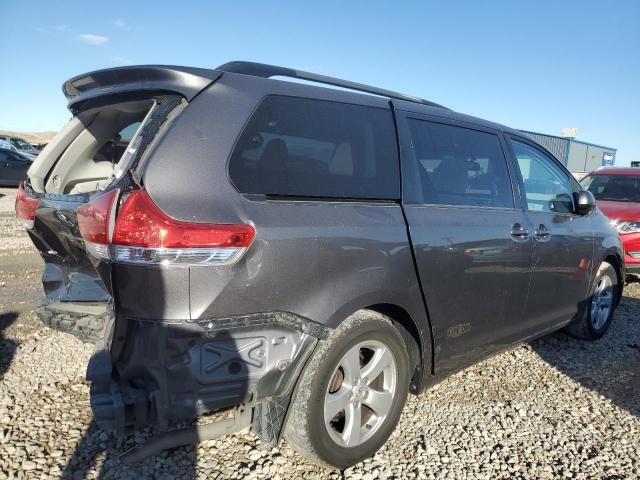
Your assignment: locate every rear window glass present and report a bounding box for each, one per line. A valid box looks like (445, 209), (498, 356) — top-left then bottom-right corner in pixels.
(229, 96), (399, 200)
(118, 122), (142, 143)
(94, 120), (142, 164)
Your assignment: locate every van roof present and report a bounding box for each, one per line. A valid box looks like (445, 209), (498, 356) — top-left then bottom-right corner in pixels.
(63, 61), (522, 136)
(63, 61), (448, 111)
(215, 61), (448, 109)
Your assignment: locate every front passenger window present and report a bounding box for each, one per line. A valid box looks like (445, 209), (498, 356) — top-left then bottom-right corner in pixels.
(510, 140), (574, 213)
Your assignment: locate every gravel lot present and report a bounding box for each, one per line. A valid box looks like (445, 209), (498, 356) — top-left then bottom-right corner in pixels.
(1, 186), (639, 479)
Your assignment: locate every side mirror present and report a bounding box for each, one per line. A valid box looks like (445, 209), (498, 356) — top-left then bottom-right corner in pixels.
(576, 190), (596, 215)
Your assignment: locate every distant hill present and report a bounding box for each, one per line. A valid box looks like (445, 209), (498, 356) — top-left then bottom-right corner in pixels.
(0, 130), (57, 145)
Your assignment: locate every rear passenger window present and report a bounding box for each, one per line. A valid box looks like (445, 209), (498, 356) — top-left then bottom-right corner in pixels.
(405, 120), (514, 208)
(229, 96), (399, 200)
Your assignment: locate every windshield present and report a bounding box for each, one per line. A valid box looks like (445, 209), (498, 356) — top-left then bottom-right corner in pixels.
(10, 138), (32, 150)
(581, 174), (640, 202)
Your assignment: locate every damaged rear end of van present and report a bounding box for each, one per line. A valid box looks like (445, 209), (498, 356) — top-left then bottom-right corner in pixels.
(16, 66), (324, 457)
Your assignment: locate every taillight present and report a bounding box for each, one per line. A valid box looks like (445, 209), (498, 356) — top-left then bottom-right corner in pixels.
(15, 183), (39, 229)
(113, 190), (255, 248)
(77, 189), (120, 260)
(78, 188), (255, 266)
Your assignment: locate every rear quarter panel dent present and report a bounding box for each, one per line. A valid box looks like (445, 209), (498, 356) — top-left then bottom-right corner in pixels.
(142, 73), (433, 376)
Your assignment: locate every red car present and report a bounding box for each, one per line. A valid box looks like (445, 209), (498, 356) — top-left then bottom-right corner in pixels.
(581, 167), (640, 273)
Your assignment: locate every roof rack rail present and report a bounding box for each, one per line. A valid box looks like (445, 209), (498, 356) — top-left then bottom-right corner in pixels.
(215, 61), (448, 109)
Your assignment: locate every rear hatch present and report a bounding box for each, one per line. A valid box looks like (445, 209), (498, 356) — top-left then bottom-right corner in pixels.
(16, 65), (220, 342)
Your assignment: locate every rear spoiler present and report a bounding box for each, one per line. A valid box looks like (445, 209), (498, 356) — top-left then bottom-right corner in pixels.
(62, 65), (222, 112)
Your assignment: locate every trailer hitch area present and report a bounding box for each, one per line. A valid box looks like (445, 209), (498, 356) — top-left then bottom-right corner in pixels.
(119, 406), (253, 464)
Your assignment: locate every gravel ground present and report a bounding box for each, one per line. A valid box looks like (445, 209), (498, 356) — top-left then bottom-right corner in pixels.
(0, 186), (639, 479)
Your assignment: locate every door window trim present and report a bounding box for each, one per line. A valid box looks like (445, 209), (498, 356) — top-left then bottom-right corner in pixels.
(396, 111), (520, 211)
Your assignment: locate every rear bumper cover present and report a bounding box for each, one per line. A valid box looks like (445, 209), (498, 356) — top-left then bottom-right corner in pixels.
(84, 311), (328, 443)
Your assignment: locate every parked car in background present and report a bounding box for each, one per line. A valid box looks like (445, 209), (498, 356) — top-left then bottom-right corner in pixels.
(15, 62), (624, 468)
(581, 167), (640, 274)
(0, 135), (40, 160)
(0, 148), (31, 186)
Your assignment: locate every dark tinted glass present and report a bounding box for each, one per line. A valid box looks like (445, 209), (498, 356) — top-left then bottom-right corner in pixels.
(581, 174), (640, 202)
(229, 96), (399, 199)
(510, 140), (574, 213)
(406, 120), (514, 208)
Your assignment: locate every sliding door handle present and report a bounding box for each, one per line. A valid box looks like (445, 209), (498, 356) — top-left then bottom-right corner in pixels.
(534, 224), (551, 242)
(510, 223), (530, 241)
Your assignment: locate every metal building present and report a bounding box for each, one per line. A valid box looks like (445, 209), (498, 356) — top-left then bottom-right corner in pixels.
(520, 130), (617, 173)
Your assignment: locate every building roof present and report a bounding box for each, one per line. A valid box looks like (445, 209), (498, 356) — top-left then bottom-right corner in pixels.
(520, 130), (616, 151)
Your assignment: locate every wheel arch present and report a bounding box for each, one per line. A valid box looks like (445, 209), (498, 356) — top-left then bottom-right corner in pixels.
(603, 253), (624, 306)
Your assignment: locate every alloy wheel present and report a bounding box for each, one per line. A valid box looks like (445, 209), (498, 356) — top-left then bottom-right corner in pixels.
(591, 274), (613, 330)
(324, 340), (397, 448)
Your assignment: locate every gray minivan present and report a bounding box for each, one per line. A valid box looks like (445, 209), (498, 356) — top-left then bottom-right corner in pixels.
(16, 62), (624, 468)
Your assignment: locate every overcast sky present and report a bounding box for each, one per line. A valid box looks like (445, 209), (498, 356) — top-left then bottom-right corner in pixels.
(1, 0), (638, 164)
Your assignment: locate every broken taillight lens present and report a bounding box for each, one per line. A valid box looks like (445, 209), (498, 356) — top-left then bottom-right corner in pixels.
(78, 188), (255, 266)
(15, 183), (40, 229)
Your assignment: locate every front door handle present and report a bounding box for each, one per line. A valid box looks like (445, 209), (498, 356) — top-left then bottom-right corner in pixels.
(534, 224), (551, 242)
(510, 223), (530, 242)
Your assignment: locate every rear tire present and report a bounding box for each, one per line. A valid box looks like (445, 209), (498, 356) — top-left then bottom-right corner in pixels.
(565, 261), (619, 340)
(284, 310), (410, 469)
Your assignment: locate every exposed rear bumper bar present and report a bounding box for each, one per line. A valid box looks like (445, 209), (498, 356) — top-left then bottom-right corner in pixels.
(120, 406), (252, 464)
(86, 311), (329, 449)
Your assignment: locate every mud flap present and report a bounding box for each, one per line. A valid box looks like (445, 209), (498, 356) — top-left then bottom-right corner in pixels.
(251, 395), (292, 446)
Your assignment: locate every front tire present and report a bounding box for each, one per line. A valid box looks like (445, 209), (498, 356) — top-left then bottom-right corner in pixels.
(284, 310), (410, 469)
(565, 261), (619, 340)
